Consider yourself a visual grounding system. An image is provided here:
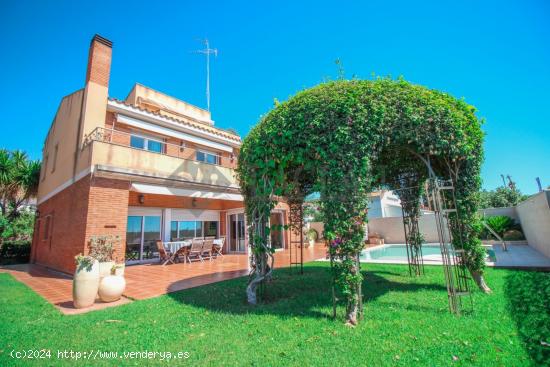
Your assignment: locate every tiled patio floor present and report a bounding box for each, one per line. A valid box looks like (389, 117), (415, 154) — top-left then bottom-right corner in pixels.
(0, 245), (327, 314)
(491, 244), (550, 269)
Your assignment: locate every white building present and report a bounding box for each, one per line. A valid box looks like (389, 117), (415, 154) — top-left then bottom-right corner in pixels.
(367, 190), (403, 219)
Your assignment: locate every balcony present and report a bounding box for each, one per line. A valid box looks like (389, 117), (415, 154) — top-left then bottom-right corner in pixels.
(85, 127), (239, 188)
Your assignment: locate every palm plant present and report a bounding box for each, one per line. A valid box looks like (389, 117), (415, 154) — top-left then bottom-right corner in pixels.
(0, 149), (41, 220)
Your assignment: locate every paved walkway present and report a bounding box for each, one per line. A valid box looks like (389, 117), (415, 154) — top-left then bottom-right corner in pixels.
(492, 244), (550, 269)
(0, 246), (327, 314)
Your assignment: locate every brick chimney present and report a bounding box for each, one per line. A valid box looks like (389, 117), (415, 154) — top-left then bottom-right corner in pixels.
(85, 34), (112, 87)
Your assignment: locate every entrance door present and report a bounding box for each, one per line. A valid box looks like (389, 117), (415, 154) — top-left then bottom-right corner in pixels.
(125, 215), (161, 263)
(228, 213), (246, 253)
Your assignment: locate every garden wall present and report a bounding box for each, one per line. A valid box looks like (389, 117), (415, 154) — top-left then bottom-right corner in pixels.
(309, 222), (324, 240)
(515, 190), (550, 258)
(479, 207), (519, 222)
(367, 214), (445, 244)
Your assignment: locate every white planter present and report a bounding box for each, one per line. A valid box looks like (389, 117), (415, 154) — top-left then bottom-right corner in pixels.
(73, 259), (100, 309)
(98, 261), (115, 279)
(113, 264), (125, 276)
(98, 275), (126, 303)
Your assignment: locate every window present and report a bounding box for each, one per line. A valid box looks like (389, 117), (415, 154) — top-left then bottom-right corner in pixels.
(179, 221), (195, 239)
(196, 150), (220, 165)
(43, 215), (51, 240)
(204, 221), (218, 237)
(130, 135), (145, 149)
(170, 220), (219, 240)
(130, 133), (164, 153)
(147, 139), (163, 153)
(51, 144), (59, 173)
(42, 154), (49, 181)
(170, 221), (178, 240)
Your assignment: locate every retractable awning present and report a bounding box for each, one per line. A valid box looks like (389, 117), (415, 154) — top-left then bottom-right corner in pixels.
(130, 183), (244, 201)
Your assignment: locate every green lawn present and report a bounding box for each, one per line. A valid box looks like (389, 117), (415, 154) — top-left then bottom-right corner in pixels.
(0, 263), (548, 366)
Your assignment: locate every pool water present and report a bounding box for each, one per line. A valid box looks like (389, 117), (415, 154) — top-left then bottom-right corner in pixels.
(360, 244), (496, 263)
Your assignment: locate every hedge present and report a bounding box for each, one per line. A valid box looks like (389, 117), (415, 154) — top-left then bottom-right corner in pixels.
(0, 240), (31, 265)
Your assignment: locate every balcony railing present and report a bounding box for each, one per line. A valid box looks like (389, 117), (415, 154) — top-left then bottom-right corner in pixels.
(85, 127), (237, 169)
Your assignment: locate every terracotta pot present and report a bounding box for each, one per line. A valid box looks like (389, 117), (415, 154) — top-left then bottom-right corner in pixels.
(73, 259), (100, 309)
(98, 261), (115, 279)
(98, 275), (126, 302)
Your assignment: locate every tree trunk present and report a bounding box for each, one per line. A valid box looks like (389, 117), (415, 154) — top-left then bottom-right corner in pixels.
(246, 252), (273, 305)
(246, 274), (262, 304)
(345, 297), (358, 326)
(471, 270), (492, 293)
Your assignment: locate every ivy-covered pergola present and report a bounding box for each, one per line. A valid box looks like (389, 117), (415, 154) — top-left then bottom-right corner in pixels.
(237, 78), (488, 325)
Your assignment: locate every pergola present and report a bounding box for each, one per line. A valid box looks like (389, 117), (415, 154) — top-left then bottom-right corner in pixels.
(237, 78), (489, 325)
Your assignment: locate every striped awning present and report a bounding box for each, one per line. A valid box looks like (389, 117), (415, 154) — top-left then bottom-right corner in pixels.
(130, 183), (243, 201)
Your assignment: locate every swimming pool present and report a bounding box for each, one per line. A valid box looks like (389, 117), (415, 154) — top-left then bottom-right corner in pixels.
(360, 244), (496, 263)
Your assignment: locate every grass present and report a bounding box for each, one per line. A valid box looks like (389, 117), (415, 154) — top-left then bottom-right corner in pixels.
(0, 262), (548, 366)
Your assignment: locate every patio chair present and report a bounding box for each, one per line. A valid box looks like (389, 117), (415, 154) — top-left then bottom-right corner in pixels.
(156, 240), (174, 266)
(188, 238), (204, 263)
(201, 238), (214, 261)
(213, 236), (225, 258)
(174, 245), (190, 264)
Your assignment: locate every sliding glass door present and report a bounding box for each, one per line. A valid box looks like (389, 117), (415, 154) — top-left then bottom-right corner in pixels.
(228, 213), (246, 253)
(270, 211), (285, 250)
(126, 216), (142, 262)
(125, 215), (161, 263)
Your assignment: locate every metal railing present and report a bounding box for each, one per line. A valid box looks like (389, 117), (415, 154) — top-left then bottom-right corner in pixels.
(481, 220), (508, 251)
(85, 127), (237, 169)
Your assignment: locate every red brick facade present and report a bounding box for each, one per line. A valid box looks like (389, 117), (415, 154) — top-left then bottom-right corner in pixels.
(32, 174), (291, 273)
(84, 177), (130, 263)
(32, 175), (130, 274)
(32, 176), (92, 273)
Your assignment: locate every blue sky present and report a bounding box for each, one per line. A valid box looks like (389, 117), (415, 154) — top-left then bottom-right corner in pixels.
(1, 0), (548, 194)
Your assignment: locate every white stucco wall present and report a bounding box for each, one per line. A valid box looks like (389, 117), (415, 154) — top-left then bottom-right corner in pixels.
(479, 207), (519, 222)
(367, 214), (445, 244)
(515, 190), (550, 258)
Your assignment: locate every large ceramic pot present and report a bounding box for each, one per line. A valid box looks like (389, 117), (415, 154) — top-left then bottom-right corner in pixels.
(113, 264), (125, 276)
(98, 275), (126, 303)
(98, 261), (115, 279)
(73, 258), (100, 309)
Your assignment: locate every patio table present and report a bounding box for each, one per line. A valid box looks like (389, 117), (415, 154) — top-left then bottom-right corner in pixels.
(161, 241), (191, 265)
(162, 239), (224, 264)
(164, 241), (192, 254)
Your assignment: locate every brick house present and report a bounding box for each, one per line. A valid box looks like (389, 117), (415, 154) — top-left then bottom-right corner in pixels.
(31, 35), (289, 274)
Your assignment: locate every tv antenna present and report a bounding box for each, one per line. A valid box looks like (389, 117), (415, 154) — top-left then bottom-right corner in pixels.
(193, 38), (218, 111)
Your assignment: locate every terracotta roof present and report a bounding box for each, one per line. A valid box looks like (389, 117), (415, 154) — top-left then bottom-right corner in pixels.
(108, 98), (241, 143)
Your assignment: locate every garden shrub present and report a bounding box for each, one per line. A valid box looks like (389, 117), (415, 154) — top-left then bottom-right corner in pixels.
(506, 271), (550, 366)
(0, 240), (31, 265)
(482, 215), (515, 238)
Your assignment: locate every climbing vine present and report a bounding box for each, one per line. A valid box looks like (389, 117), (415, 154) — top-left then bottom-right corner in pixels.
(237, 77), (487, 325)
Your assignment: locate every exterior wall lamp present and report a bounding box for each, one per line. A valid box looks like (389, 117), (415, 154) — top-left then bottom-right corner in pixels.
(138, 194), (145, 204)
